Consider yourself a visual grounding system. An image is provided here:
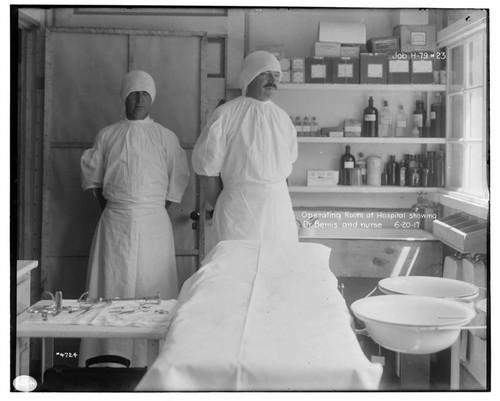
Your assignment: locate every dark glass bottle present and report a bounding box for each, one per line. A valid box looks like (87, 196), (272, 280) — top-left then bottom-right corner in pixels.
(363, 96), (378, 137)
(430, 94), (444, 138)
(398, 162), (406, 186)
(340, 145), (356, 185)
(426, 151), (436, 186)
(412, 100), (424, 137)
(436, 151), (446, 187)
(387, 155), (398, 186)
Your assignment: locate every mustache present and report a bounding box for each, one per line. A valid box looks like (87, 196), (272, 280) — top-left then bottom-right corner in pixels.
(264, 82), (277, 89)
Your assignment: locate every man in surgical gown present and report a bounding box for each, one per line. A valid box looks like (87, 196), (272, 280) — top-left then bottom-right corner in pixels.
(79, 70), (189, 366)
(192, 51), (298, 248)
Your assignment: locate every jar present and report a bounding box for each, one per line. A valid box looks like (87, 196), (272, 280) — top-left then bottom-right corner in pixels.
(366, 156), (382, 186)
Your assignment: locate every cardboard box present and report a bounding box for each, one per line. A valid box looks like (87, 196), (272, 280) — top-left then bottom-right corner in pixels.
(392, 9), (429, 26)
(318, 22), (366, 44)
(393, 25), (436, 52)
(360, 53), (388, 84)
(331, 57), (359, 84)
(387, 53), (411, 84)
(367, 37), (400, 53)
(314, 41), (341, 57)
(344, 119), (362, 137)
(305, 57), (332, 83)
(291, 70), (305, 83)
(340, 45), (361, 58)
(411, 52), (436, 84)
(281, 70), (291, 83)
(291, 58), (305, 71)
(320, 126), (344, 137)
(279, 57), (291, 71)
(307, 170), (338, 187)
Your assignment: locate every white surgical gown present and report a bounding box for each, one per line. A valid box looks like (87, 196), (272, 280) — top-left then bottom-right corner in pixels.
(192, 96), (298, 246)
(79, 116), (189, 367)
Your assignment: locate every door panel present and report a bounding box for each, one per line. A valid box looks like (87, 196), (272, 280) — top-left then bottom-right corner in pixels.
(43, 28), (206, 294)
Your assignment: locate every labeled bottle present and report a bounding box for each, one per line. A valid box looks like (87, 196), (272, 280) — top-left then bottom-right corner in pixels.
(340, 145), (356, 185)
(357, 152), (367, 185)
(430, 95), (443, 138)
(398, 162), (406, 186)
(395, 105), (408, 137)
(302, 116), (311, 137)
(379, 100), (393, 137)
(363, 96), (378, 137)
(412, 100), (424, 137)
(294, 116), (303, 137)
(387, 155), (399, 186)
(310, 116), (319, 137)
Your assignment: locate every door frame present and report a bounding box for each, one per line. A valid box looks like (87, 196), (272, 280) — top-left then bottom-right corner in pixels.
(41, 26), (208, 291)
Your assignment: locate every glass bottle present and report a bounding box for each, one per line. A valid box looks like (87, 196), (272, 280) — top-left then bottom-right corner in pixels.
(436, 151), (445, 187)
(412, 100), (424, 137)
(340, 145), (356, 185)
(395, 105), (408, 137)
(302, 116), (311, 137)
(426, 151), (436, 186)
(310, 116), (319, 137)
(407, 155), (419, 187)
(363, 96), (378, 137)
(379, 100), (393, 137)
(387, 155), (398, 186)
(352, 164), (362, 186)
(398, 161), (406, 186)
(357, 152), (367, 185)
(430, 94), (443, 138)
(294, 116), (303, 137)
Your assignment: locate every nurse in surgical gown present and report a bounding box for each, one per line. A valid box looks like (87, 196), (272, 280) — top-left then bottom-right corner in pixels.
(192, 51), (298, 248)
(79, 70), (189, 366)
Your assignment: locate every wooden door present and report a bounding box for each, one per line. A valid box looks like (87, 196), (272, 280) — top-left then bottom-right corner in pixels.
(42, 27), (207, 297)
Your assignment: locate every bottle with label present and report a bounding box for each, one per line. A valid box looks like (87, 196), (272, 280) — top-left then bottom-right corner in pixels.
(412, 100), (424, 137)
(395, 105), (408, 137)
(302, 116), (311, 137)
(340, 145), (356, 185)
(357, 152), (367, 185)
(379, 100), (393, 137)
(294, 116), (303, 137)
(310, 116), (319, 137)
(387, 155), (398, 186)
(362, 96), (378, 137)
(430, 94), (444, 138)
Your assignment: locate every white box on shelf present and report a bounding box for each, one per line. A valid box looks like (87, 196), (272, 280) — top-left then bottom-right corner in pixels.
(307, 170), (339, 187)
(392, 9), (429, 26)
(318, 22), (366, 44)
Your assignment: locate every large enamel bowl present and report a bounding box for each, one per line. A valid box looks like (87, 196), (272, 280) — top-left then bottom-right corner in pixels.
(378, 276), (479, 301)
(351, 295), (476, 354)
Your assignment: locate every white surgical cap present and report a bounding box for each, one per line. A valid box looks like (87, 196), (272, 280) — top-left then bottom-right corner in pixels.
(238, 51), (282, 95)
(121, 70), (156, 104)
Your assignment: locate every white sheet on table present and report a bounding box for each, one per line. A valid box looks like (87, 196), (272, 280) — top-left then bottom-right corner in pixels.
(136, 240), (382, 391)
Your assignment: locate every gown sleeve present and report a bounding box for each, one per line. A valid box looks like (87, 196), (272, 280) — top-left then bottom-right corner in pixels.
(287, 117), (298, 164)
(80, 129), (106, 191)
(192, 113), (226, 177)
(166, 138), (190, 204)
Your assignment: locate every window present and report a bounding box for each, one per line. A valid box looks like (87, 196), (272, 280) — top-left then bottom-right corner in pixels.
(439, 11), (488, 203)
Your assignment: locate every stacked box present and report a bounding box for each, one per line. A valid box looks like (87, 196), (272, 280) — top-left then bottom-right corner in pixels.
(411, 52), (437, 84)
(305, 57), (332, 83)
(367, 37), (399, 53)
(291, 57), (305, 83)
(331, 57), (359, 84)
(314, 42), (341, 57)
(340, 45), (361, 58)
(360, 53), (388, 84)
(387, 53), (411, 84)
(393, 25), (436, 52)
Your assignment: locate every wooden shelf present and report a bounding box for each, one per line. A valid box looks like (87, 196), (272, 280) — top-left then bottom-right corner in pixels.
(289, 186), (439, 194)
(297, 137), (446, 144)
(279, 83), (446, 92)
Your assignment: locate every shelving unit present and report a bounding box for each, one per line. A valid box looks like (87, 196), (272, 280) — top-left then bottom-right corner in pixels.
(298, 137), (446, 144)
(279, 83), (446, 92)
(289, 186), (438, 194)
